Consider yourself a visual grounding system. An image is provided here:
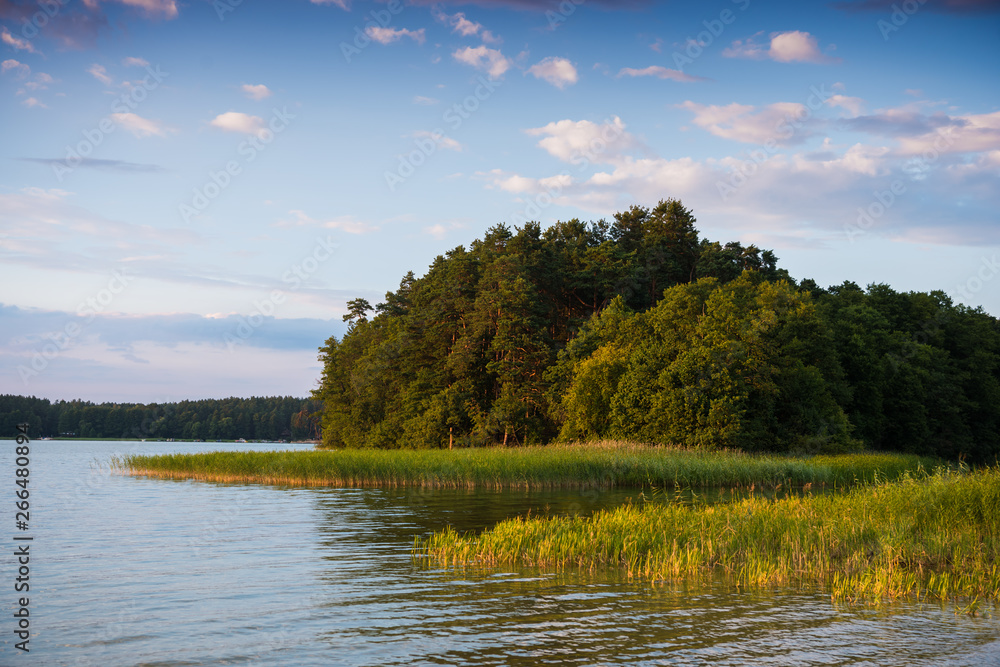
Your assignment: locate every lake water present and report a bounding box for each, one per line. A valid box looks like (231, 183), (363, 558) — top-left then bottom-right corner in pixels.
(2, 440), (998, 666)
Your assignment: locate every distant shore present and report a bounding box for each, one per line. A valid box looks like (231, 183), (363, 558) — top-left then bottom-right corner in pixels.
(0, 436), (319, 444)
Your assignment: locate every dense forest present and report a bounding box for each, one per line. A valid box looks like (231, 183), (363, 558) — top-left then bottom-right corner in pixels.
(313, 199), (1000, 463)
(0, 395), (322, 441)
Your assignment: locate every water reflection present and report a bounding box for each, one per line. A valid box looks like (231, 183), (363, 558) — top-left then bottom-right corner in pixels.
(5, 441), (997, 666)
(303, 486), (1000, 667)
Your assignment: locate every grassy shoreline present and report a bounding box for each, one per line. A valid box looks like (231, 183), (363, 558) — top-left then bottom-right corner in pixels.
(115, 443), (936, 489)
(418, 467), (1000, 603)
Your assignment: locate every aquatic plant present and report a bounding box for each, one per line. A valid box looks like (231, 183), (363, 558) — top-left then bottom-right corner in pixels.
(419, 466), (1000, 602)
(116, 443), (934, 490)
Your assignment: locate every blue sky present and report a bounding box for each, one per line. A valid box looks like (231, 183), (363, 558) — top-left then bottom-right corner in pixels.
(1, 0), (998, 402)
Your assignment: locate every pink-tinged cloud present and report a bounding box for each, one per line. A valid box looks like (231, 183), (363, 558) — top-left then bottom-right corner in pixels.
(825, 94), (866, 116)
(111, 113), (170, 137)
(434, 10), (501, 44)
(525, 116), (644, 163)
(679, 100), (819, 145)
(1, 59), (30, 78)
(723, 31), (841, 64)
(241, 84), (272, 100)
(2, 27), (38, 54)
(452, 45), (512, 78)
(365, 26), (426, 45)
(209, 111), (265, 135)
(82, 0), (179, 19)
(87, 63), (113, 85)
(895, 111), (1000, 155)
(616, 66), (706, 82)
(527, 57), (578, 89)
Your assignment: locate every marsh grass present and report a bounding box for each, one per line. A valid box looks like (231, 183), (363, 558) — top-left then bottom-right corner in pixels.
(419, 466), (1000, 603)
(114, 443), (935, 490)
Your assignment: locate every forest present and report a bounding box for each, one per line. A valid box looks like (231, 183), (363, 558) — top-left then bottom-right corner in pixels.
(313, 199), (1000, 463)
(0, 395), (322, 442)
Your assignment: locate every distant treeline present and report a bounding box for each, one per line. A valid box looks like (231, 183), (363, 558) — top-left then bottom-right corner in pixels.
(0, 395), (322, 441)
(313, 199), (1000, 462)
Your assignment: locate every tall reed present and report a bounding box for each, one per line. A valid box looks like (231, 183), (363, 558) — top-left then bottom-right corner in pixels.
(115, 444), (935, 489)
(419, 466), (1000, 602)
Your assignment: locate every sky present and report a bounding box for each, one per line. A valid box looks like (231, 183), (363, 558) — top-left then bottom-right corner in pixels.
(0, 0), (998, 403)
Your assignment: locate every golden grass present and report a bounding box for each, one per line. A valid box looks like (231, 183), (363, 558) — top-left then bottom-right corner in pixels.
(418, 466), (1000, 603)
(114, 444), (935, 490)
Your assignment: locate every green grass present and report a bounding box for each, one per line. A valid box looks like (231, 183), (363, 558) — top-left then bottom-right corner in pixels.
(419, 466), (1000, 603)
(115, 442), (936, 489)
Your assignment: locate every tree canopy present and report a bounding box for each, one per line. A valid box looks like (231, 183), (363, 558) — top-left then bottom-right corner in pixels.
(312, 199), (1000, 462)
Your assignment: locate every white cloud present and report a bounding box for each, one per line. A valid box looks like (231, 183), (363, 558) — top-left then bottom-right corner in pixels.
(414, 130), (462, 151)
(425, 224), (447, 239)
(25, 72), (54, 90)
(365, 26), (426, 45)
(111, 112), (169, 137)
(478, 109), (1000, 247)
(241, 83), (272, 100)
(22, 97), (46, 109)
(84, 0), (179, 19)
(1, 27), (38, 54)
(679, 100), (818, 145)
(452, 45), (512, 79)
(123, 56), (150, 67)
(309, 0), (349, 7)
(436, 11), (501, 44)
(413, 95), (439, 105)
(87, 64), (113, 86)
(278, 210), (378, 234)
(770, 31), (839, 63)
(1, 59), (29, 78)
(209, 111), (265, 135)
(723, 31), (840, 64)
(826, 94), (865, 116)
(616, 65), (706, 83)
(896, 110), (1000, 156)
(525, 116), (643, 164)
(527, 57), (578, 89)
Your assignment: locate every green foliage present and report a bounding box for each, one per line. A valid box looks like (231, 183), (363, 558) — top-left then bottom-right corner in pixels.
(420, 465), (1000, 602)
(314, 200), (1000, 462)
(117, 445), (934, 489)
(558, 275), (856, 452)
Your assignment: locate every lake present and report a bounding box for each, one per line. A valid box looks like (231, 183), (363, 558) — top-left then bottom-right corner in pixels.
(3, 440), (998, 665)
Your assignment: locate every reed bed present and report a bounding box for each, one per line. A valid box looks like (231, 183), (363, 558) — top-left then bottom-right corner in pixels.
(419, 467), (1000, 602)
(114, 444), (934, 490)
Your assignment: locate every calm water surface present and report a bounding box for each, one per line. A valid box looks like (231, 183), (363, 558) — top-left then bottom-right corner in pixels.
(1, 440), (997, 666)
